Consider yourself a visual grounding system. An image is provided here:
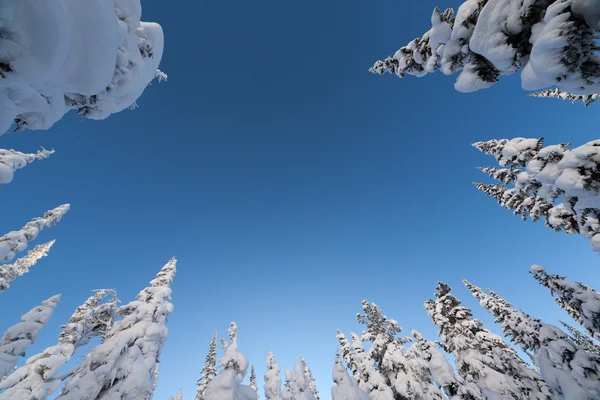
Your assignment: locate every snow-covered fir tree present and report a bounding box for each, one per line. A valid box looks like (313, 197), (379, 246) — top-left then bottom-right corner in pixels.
(331, 352), (370, 400)
(426, 282), (551, 399)
(0, 204), (69, 263)
(336, 330), (358, 379)
(349, 332), (394, 399)
(0, 240), (54, 294)
(473, 138), (600, 253)
(264, 352), (283, 400)
(560, 321), (600, 354)
(250, 365), (258, 397)
(0, 290), (118, 399)
(281, 370), (293, 400)
(0, 295), (60, 379)
(299, 356), (319, 400)
(204, 322), (257, 400)
(370, 0), (600, 95)
(463, 279), (600, 399)
(196, 332), (218, 400)
(290, 361), (316, 400)
(169, 389), (183, 400)
(531, 265), (600, 339)
(0, 148), (54, 184)
(56, 258), (176, 400)
(530, 89), (600, 106)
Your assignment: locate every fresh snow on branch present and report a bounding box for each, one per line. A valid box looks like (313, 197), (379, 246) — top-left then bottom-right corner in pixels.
(0, 148), (54, 184)
(0, 204), (69, 263)
(331, 352), (369, 400)
(264, 352), (283, 400)
(0, 295), (60, 379)
(56, 258), (176, 400)
(0, 0), (166, 133)
(531, 89), (600, 107)
(196, 333), (218, 400)
(0, 240), (54, 294)
(473, 138), (600, 254)
(370, 1), (600, 94)
(168, 389), (183, 400)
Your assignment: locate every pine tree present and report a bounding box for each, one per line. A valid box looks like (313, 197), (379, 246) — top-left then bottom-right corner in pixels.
(560, 321), (600, 355)
(0, 204), (69, 263)
(0, 290), (118, 399)
(196, 332), (218, 400)
(370, 0), (600, 94)
(204, 322), (257, 400)
(250, 365), (258, 397)
(349, 333), (393, 399)
(426, 282), (549, 399)
(281, 370), (293, 400)
(464, 279), (600, 399)
(168, 389), (183, 400)
(336, 330), (358, 380)
(530, 89), (600, 106)
(264, 352), (283, 400)
(0, 240), (54, 294)
(56, 258), (177, 400)
(0, 148), (54, 184)
(0, 295), (60, 379)
(299, 356), (319, 400)
(291, 361), (316, 400)
(331, 352), (369, 400)
(531, 265), (600, 339)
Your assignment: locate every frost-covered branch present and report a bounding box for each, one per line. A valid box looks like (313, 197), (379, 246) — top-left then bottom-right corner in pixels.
(531, 89), (600, 106)
(2, 0), (166, 132)
(0, 204), (69, 263)
(0, 148), (54, 184)
(0, 240), (54, 294)
(371, 1), (600, 94)
(474, 138), (600, 253)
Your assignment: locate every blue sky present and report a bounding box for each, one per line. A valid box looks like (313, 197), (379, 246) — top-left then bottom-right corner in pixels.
(2, 0), (600, 398)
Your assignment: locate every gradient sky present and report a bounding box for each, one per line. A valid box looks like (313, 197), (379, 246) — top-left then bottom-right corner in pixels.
(2, 0), (600, 399)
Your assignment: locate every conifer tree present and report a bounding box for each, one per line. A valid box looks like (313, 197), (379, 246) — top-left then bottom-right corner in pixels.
(0, 204), (69, 263)
(531, 265), (600, 339)
(196, 332), (218, 400)
(56, 258), (177, 400)
(264, 352), (283, 400)
(0, 290), (118, 399)
(250, 365), (258, 397)
(426, 282), (550, 399)
(168, 389), (183, 400)
(0, 295), (60, 379)
(291, 361), (316, 400)
(331, 352), (369, 400)
(0, 148), (54, 184)
(560, 321), (600, 355)
(0, 240), (54, 294)
(349, 333), (393, 399)
(336, 330), (358, 379)
(370, 0), (600, 94)
(299, 356), (319, 400)
(281, 370), (293, 400)
(463, 279), (600, 399)
(530, 89), (600, 106)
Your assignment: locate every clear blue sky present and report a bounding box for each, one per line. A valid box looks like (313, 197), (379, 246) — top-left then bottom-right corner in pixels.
(2, 0), (600, 399)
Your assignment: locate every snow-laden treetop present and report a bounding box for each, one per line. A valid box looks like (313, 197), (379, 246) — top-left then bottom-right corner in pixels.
(0, 0), (166, 133)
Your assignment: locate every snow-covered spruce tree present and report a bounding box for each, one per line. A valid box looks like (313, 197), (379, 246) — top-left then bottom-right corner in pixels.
(0, 148), (54, 184)
(250, 365), (258, 396)
(370, 0), (600, 95)
(196, 332), (218, 400)
(169, 389), (183, 400)
(530, 89), (600, 106)
(1, 0), (166, 133)
(281, 370), (293, 400)
(204, 322), (257, 400)
(406, 330), (483, 400)
(336, 330), (359, 380)
(264, 352), (283, 400)
(0, 240), (54, 294)
(473, 138), (600, 253)
(56, 258), (176, 400)
(291, 361), (316, 400)
(331, 352), (370, 400)
(463, 279), (600, 399)
(426, 282), (551, 399)
(349, 332), (394, 399)
(531, 265), (600, 339)
(299, 356), (319, 400)
(0, 290), (118, 399)
(0, 295), (60, 379)
(560, 321), (600, 354)
(0, 204), (69, 263)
